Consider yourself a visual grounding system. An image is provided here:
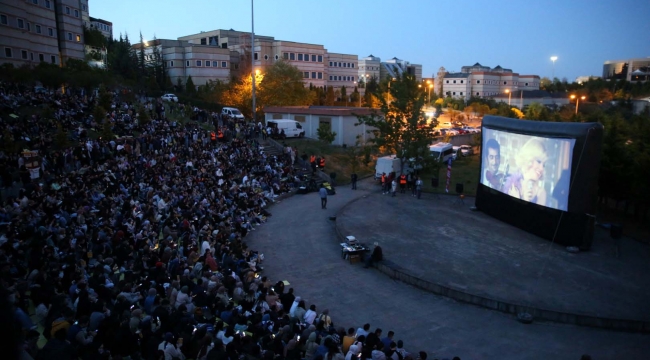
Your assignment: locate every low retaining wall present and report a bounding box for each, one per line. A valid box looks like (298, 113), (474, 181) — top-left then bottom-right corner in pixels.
(333, 195), (650, 333)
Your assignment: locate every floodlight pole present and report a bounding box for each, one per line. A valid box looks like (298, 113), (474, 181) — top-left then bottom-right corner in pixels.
(251, 0), (256, 123)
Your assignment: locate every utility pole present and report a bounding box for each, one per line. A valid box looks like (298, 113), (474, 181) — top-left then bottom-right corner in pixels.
(251, 0), (256, 122)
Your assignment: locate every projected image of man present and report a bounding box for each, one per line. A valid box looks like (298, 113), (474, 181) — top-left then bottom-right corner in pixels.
(483, 138), (503, 190)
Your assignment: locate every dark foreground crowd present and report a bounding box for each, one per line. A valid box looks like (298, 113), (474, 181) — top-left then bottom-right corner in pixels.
(0, 83), (594, 360)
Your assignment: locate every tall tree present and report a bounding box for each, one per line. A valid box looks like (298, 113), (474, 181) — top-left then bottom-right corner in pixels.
(357, 72), (436, 173)
(325, 86), (335, 105)
(258, 60), (314, 106)
(524, 102), (550, 121)
(185, 76), (196, 94)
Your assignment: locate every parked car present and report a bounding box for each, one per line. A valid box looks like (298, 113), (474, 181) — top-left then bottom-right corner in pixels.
(161, 94), (178, 102)
(221, 107), (245, 120)
(460, 145), (474, 156)
(451, 146), (461, 160)
(443, 128), (459, 136)
(452, 128), (467, 135)
(462, 126), (479, 133)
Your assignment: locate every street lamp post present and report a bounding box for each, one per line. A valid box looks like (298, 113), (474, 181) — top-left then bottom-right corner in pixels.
(505, 89), (511, 106)
(570, 94), (586, 115)
(251, 0), (256, 122)
(550, 56), (558, 80)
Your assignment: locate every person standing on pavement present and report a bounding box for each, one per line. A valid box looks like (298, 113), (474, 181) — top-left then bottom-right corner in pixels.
(391, 179), (397, 197)
(319, 184), (328, 209)
(351, 173), (358, 190)
(415, 177), (423, 199)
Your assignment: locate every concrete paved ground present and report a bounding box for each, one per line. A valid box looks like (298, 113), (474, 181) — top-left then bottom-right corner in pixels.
(246, 179), (648, 360)
(336, 190), (650, 323)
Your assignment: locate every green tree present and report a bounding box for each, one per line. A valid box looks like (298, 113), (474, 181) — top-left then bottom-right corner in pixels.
(137, 104), (150, 126)
(325, 86), (335, 106)
(350, 86), (360, 106)
(100, 119), (115, 140)
(258, 60), (314, 106)
(524, 102), (550, 120)
(185, 76), (196, 94)
(93, 106), (107, 125)
(356, 72), (435, 173)
(54, 124), (71, 149)
(97, 85), (112, 110)
(340, 86), (347, 104)
(317, 123), (337, 144)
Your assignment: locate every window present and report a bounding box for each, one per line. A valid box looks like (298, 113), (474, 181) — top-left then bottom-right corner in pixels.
(318, 55), (322, 62)
(254, 52), (258, 60)
(476, 80), (480, 84)
(303, 72), (309, 78)
(311, 72), (316, 79)
(283, 53), (288, 60)
(74, 10), (79, 17)
(504, 81), (507, 85)
(17, 19), (24, 29)
(329, 76), (332, 80)
(21, 50), (28, 59)
(453, 80), (456, 84)
(289, 53), (295, 60)
(27, 22), (30, 31)
(200, 38), (206, 45)
(304, 54), (309, 61)
(4, 48), (12, 58)
(186, 60), (190, 67)
(212, 61), (218, 67)
(351, 63), (354, 68)
(169, 61), (174, 67)
(30, 53), (33, 60)
(298, 54), (303, 61)
(274, 54), (279, 60)
(65, 7), (70, 15)
(338, 62), (342, 67)
(445, 80), (449, 84)
(50, 55), (56, 64)
(1, 15), (7, 25)
(311, 55), (316, 62)
(329, 61), (333, 66)
(525, 82), (529, 86)
(476, 92), (480, 96)
(460, 92), (463, 95)
(338, 76), (342, 81)
(67, 32), (72, 41)
(318, 72), (322, 79)
(83, 4), (87, 11)
(452, 92), (456, 95)
(205, 61), (210, 67)
(39, 53), (44, 62)
(76, 34), (81, 42)
(264, 54), (268, 60)
(221, 61), (227, 68)
(196, 60), (201, 66)
(460, 80), (464, 84)
(45, 0), (51, 8)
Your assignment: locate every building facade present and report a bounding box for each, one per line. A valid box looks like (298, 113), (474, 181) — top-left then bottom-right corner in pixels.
(436, 63), (540, 101)
(263, 106), (377, 146)
(380, 57), (422, 82)
(89, 16), (111, 39)
(603, 58), (650, 82)
(54, 0), (85, 63)
(1, 0), (61, 66)
(357, 55), (381, 86)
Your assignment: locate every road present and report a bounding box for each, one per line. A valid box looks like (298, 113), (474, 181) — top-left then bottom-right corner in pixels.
(246, 179), (648, 360)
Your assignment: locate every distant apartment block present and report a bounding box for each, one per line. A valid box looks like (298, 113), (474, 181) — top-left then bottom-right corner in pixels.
(357, 55), (422, 85)
(603, 58), (650, 82)
(0, 0), (98, 67)
(436, 63), (540, 101)
(89, 16), (112, 39)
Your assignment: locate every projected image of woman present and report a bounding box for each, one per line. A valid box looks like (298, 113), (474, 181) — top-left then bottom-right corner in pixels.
(505, 138), (548, 205)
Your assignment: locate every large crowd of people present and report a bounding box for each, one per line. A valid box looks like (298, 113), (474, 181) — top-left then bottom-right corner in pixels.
(0, 82), (481, 360)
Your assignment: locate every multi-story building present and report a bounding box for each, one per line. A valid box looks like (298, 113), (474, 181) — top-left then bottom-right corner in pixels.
(358, 55), (381, 86)
(89, 16), (111, 39)
(436, 63), (540, 101)
(80, 0), (89, 28)
(326, 52), (358, 91)
(603, 58), (650, 82)
(0, 0), (61, 66)
(136, 39), (236, 87)
(380, 57), (422, 82)
(54, 0), (85, 64)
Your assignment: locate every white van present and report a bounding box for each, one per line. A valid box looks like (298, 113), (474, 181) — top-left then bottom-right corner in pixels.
(267, 119), (305, 138)
(221, 107), (245, 120)
(429, 142), (454, 163)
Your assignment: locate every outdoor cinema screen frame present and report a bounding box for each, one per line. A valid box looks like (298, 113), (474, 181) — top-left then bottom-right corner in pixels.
(475, 116), (603, 249)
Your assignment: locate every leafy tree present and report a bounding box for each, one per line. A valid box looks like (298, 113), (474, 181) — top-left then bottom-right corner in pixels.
(258, 60), (313, 107)
(511, 108), (525, 119)
(350, 86), (360, 106)
(340, 86), (347, 103)
(344, 136), (373, 173)
(325, 86), (335, 105)
(54, 124), (71, 149)
(185, 76), (196, 94)
(366, 75), (379, 94)
(176, 78), (184, 93)
(356, 72), (435, 173)
(317, 123), (337, 144)
(100, 119), (115, 140)
(524, 102), (550, 120)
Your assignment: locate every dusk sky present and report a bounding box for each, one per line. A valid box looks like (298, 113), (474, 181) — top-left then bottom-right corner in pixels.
(92, 0), (650, 82)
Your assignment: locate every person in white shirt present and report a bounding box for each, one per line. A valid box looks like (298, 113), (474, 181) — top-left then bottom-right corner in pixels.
(356, 323), (370, 338)
(159, 332), (186, 360)
(304, 304), (318, 325)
